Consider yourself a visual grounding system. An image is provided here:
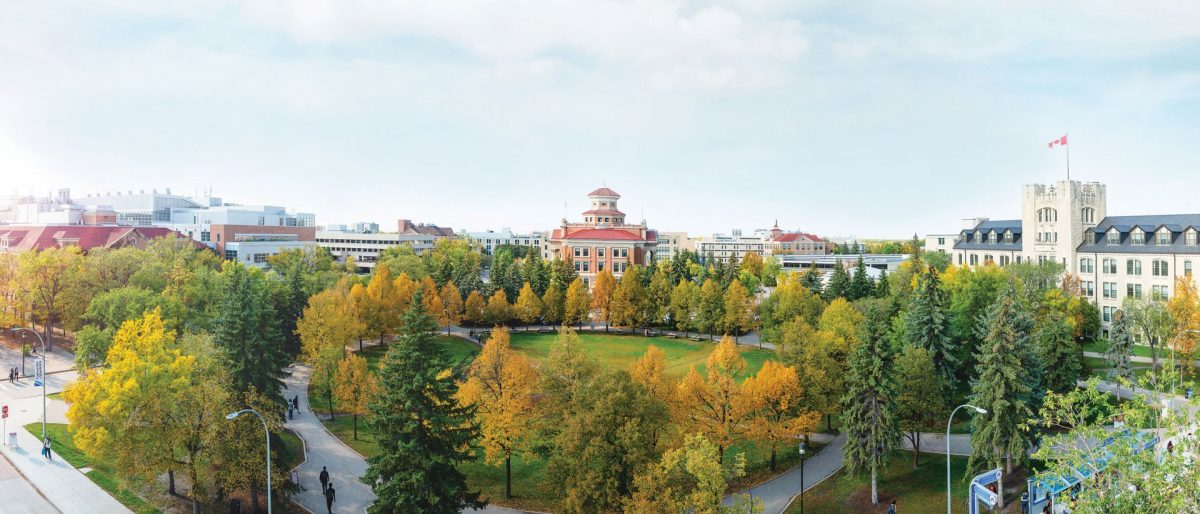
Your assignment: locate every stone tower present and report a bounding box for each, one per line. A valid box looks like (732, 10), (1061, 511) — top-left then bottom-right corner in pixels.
(1020, 180), (1106, 274)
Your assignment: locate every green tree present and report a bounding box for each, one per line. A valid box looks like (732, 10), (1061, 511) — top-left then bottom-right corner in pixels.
(377, 243), (427, 280)
(967, 284), (1034, 508)
(823, 262), (851, 301)
(363, 291), (483, 513)
(698, 279), (724, 341)
(840, 303), (900, 506)
(646, 267), (673, 333)
(894, 346), (945, 468)
(564, 278), (591, 328)
(847, 256), (873, 300)
(1105, 309), (1136, 397)
(1035, 310), (1082, 394)
(610, 265), (648, 332)
(625, 434), (760, 514)
(903, 267), (957, 392)
(547, 370), (669, 514)
(670, 280), (699, 337)
(17, 245), (83, 350)
(801, 261), (822, 297)
(721, 280), (755, 342)
(213, 262), (288, 405)
(514, 281), (543, 330)
(541, 281), (565, 326)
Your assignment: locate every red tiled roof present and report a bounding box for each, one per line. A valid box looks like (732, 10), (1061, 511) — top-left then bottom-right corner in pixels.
(561, 228), (644, 241)
(0, 225), (198, 252)
(587, 187), (620, 197)
(582, 209), (625, 216)
(774, 233), (825, 243)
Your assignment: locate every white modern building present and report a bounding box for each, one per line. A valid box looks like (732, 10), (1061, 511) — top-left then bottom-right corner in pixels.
(693, 230), (767, 264)
(654, 231), (693, 262)
(953, 179), (1200, 335)
(317, 219), (455, 273)
(924, 233), (960, 254)
(461, 228), (546, 256)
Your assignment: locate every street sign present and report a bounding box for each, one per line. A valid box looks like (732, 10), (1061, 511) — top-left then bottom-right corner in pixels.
(972, 483), (998, 507)
(2, 405), (7, 418)
(34, 360), (43, 387)
(974, 468), (1001, 485)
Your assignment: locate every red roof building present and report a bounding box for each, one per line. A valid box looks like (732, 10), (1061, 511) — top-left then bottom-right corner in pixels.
(0, 225), (199, 254)
(547, 188), (658, 286)
(766, 220), (829, 255)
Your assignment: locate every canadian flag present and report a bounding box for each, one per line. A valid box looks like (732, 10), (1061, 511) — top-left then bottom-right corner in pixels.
(1048, 135), (1068, 148)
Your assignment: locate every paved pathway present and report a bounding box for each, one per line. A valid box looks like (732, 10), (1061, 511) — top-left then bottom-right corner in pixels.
(0, 450), (57, 514)
(0, 350), (130, 514)
(284, 364), (375, 514)
(726, 433), (845, 514)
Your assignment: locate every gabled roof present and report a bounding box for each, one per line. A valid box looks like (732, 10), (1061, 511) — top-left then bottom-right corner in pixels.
(952, 219), (1023, 251)
(0, 225), (197, 253)
(774, 233), (824, 243)
(587, 187), (620, 198)
(1078, 214), (1200, 254)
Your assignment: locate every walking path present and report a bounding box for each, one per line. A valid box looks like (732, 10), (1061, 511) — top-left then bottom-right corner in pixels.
(284, 364), (375, 514)
(0, 450), (57, 514)
(0, 347), (130, 514)
(728, 433), (845, 514)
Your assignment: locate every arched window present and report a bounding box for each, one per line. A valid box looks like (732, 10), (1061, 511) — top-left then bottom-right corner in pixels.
(1081, 207), (1095, 223)
(1038, 207), (1058, 223)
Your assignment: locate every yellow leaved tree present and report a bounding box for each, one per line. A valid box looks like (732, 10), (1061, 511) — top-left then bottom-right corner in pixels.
(676, 336), (749, 461)
(334, 353), (378, 440)
(297, 288), (363, 418)
(457, 326), (538, 500)
(439, 282), (464, 335)
(742, 360), (819, 471)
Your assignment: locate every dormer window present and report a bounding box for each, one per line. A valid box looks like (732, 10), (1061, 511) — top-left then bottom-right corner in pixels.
(1131, 228), (1145, 245)
(988, 230), (997, 243)
(1157, 229), (1171, 245)
(1003, 230), (1013, 243)
(1188, 229), (1198, 246)
(1107, 229), (1119, 244)
(975, 230), (983, 242)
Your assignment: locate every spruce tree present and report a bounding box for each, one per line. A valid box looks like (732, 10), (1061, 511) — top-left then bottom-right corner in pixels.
(902, 267), (957, 393)
(1105, 309), (1136, 396)
(841, 303), (900, 506)
(847, 256), (873, 300)
(967, 284), (1034, 509)
(1034, 311), (1081, 394)
(363, 291), (483, 513)
(802, 261), (823, 296)
(875, 269), (890, 298)
(823, 262), (851, 301)
(214, 263), (288, 405)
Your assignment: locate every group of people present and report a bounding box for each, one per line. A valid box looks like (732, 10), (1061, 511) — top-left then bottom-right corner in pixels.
(288, 395), (301, 419)
(319, 466), (336, 513)
(7, 367), (18, 383)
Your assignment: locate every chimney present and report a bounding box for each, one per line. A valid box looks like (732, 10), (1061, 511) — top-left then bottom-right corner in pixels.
(398, 219), (413, 233)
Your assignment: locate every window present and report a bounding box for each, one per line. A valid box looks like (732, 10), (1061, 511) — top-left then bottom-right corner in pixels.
(1003, 231), (1013, 243)
(583, 247), (590, 257)
(254, 253), (270, 264)
(984, 254), (994, 264)
(1152, 259), (1169, 276)
(1000, 255), (1009, 265)
(1127, 284), (1142, 299)
(969, 254), (978, 266)
(573, 247), (581, 257)
(1103, 282), (1117, 299)
(257, 216), (265, 226)
(1131, 228), (1145, 245)
(1188, 230), (1198, 246)
(1038, 207), (1058, 222)
(597, 261), (605, 272)
(1080, 258), (1094, 273)
(958, 253), (963, 265)
(1103, 258), (1117, 274)
(1187, 261), (1194, 276)
(582, 262), (590, 272)
(1107, 229), (1120, 244)
(1126, 259), (1142, 275)
(200, 231), (211, 242)
(937, 237), (945, 245)
(1152, 285), (1169, 300)
(988, 231), (997, 243)
(1103, 306), (1116, 323)
(224, 250), (238, 260)
(1082, 207), (1095, 224)
(598, 247), (605, 257)
(1082, 281), (1095, 296)
(1157, 229), (1171, 245)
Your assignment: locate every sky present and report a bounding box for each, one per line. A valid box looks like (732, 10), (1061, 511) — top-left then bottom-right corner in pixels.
(2, 1), (1199, 239)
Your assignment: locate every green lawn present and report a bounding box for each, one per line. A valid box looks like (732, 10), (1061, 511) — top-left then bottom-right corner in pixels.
(785, 453), (974, 514)
(1082, 341), (1156, 359)
(358, 335), (479, 370)
(317, 330), (783, 511)
(506, 331), (777, 379)
(26, 423), (162, 514)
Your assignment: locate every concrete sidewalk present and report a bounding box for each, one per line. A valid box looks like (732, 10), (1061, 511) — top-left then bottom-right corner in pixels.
(0, 450), (57, 514)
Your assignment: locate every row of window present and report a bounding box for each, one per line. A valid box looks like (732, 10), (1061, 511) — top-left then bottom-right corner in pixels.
(572, 247), (630, 258)
(1099, 227), (1198, 246)
(1099, 282), (1174, 301)
(1082, 257), (1186, 276)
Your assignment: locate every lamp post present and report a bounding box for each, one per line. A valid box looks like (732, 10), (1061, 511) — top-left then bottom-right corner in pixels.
(798, 441), (807, 514)
(227, 409), (271, 514)
(947, 404), (986, 514)
(11, 328), (47, 439)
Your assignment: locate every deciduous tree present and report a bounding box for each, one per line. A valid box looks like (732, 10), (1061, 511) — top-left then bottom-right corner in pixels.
(464, 290), (486, 326)
(670, 279), (699, 337)
(698, 279), (724, 341)
(894, 346), (945, 468)
(541, 281), (565, 326)
(564, 277), (591, 328)
(743, 360), (818, 471)
(438, 282), (464, 335)
(676, 337), (748, 460)
(722, 280), (755, 342)
(18, 246), (83, 350)
(514, 282), (544, 330)
(592, 270), (617, 331)
(335, 353), (377, 440)
(626, 434), (758, 514)
(485, 289), (512, 327)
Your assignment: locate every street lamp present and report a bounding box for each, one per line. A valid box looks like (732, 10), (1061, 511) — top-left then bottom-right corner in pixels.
(227, 409), (272, 514)
(1168, 329), (1200, 410)
(798, 441), (807, 514)
(947, 404), (986, 514)
(11, 328), (47, 439)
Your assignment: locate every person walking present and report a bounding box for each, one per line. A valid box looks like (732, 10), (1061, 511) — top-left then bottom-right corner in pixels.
(42, 436), (52, 461)
(319, 466), (329, 493)
(324, 482), (336, 514)
(293, 395), (300, 413)
(887, 499), (897, 514)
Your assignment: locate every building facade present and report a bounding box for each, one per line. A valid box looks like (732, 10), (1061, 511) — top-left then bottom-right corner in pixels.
(924, 233), (959, 254)
(654, 231), (693, 262)
(693, 230), (767, 264)
(317, 219), (454, 273)
(952, 179), (1200, 335)
(461, 228), (546, 256)
(547, 188), (658, 286)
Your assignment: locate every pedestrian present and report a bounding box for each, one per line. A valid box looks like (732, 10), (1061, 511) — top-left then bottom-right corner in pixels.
(887, 499), (897, 514)
(42, 436), (52, 461)
(319, 466), (329, 493)
(325, 482), (336, 514)
(288, 406), (294, 420)
(294, 395), (300, 412)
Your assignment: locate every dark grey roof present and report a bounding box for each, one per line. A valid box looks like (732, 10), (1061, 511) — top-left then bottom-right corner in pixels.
(1077, 214), (1200, 255)
(952, 219), (1023, 251)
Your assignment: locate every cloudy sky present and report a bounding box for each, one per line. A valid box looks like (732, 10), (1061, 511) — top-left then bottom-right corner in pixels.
(2, 1), (1198, 238)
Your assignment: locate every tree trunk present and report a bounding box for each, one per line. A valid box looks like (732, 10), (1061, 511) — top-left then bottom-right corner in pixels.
(505, 455), (512, 499)
(718, 445), (724, 464)
(358, 337), (363, 352)
(328, 391), (335, 421)
(168, 469), (176, 495)
(353, 413), (358, 440)
(871, 467), (878, 505)
(913, 433), (920, 468)
(770, 447), (777, 471)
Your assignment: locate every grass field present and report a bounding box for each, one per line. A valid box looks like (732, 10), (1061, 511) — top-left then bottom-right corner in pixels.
(784, 453), (975, 514)
(316, 330), (784, 511)
(1082, 341), (1156, 359)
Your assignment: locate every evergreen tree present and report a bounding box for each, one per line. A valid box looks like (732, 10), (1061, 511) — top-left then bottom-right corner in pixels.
(841, 302), (900, 506)
(521, 252), (550, 296)
(902, 267), (957, 392)
(847, 256), (873, 300)
(801, 261), (823, 297)
(823, 262), (851, 301)
(1035, 310), (1082, 394)
(490, 249), (520, 302)
(1105, 309), (1136, 396)
(874, 269), (890, 298)
(214, 263), (288, 405)
(363, 291), (483, 513)
(968, 284), (1034, 509)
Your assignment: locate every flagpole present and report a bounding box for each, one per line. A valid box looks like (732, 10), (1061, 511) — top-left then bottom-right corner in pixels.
(1066, 131), (1070, 181)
